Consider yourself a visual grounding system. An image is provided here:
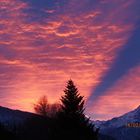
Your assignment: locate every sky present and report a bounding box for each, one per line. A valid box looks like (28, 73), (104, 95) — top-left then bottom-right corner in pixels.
(0, 0), (140, 120)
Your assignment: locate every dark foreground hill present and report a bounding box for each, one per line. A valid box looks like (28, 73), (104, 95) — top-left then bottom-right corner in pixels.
(1, 106), (140, 140)
(0, 106), (50, 140)
(0, 106), (36, 126)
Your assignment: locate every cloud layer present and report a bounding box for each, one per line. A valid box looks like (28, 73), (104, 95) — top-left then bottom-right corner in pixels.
(0, 0), (140, 119)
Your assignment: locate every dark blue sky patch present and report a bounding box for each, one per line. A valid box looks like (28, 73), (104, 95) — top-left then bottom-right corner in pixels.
(21, 0), (68, 22)
(87, 23), (140, 105)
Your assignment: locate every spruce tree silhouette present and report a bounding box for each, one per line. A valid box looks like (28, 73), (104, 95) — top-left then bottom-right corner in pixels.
(52, 79), (98, 140)
(61, 79), (84, 116)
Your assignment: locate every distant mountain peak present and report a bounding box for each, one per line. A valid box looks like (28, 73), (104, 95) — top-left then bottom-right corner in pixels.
(94, 105), (140, 129)
(94, 105), (140, 140)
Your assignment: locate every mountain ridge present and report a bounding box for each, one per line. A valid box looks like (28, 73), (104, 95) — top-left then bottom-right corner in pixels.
(0, 106), (37, 127)
(94, 105), (140, 128)
(0, 105), (140, 140)
(94, 105), (140, 140)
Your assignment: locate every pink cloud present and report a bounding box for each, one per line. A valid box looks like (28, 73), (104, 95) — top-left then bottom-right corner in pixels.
(0, 0), (139, 118)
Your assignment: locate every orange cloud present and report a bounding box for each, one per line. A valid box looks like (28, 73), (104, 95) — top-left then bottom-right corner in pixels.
(0, 0), (139, 117)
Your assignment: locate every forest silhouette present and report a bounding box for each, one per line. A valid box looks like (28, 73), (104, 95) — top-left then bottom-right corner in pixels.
(0, 80), (99, 140)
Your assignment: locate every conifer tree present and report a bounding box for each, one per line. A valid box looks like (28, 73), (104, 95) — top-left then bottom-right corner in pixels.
(61, 79), (84, 116)
(54, 79), (98, 140)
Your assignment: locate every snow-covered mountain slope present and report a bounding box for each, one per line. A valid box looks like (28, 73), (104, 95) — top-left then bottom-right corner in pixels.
(94, 105), (140, 140)
(0, 106), (36, 127)
(95, 105), (140, 129)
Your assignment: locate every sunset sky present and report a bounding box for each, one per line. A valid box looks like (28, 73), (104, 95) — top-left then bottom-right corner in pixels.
(0, 0), (140, 120)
